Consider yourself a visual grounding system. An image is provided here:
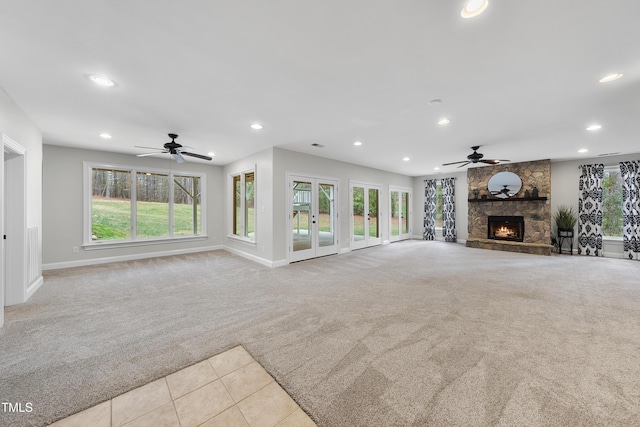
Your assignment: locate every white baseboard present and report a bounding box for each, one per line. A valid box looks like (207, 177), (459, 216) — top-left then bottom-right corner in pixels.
(26, 276), (43, 301)
(43, 245), (224, 270)
(340, 247), (351, 254)
(223, 246), (287, 268)
(382, 240), (390, 245)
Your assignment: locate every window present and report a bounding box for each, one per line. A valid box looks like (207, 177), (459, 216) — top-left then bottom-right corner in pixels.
(230, 169), (255, 241)
(602, 166), (623, 237)
(435, 181), (443, 229)
(85, 163), (205, 246)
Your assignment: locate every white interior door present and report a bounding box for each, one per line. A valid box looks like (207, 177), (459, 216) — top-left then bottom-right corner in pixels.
(350, 182), (382, 250)
(289, 175), (338, 262)
(389, 186), (411, 242)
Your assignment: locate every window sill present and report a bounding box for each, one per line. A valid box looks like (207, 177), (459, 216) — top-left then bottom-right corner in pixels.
(227, 235), (256, 245)
(83, 235), (208, 251)
(603, 236), (624, 243)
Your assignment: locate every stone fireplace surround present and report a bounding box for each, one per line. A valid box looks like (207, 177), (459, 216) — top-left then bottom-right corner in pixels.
(466, 159), (553, 256)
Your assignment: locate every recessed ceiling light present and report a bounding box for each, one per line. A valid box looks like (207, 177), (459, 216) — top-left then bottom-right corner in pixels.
(354, 141), (362, 146)
(208, 152), (215, 157)
(461, 0), (489, 18)
(89, 75), (115, 87)
(586, 124), (602, 131)
(598, 73), (623, 83)
(434, 167), (440, 170)
(438, 118), (450, 125)
(578, 148), (589, 153)
(99, 133), (112, 139)
(250, 123), (263, 130)
(403, 157), (410, 162)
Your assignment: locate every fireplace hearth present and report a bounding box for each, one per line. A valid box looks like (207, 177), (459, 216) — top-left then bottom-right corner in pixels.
(488, 216), (524, 242)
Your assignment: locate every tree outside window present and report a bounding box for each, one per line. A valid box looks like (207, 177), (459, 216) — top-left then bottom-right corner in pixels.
(88, 165), (204, 243)
(602, 168), (623, 237)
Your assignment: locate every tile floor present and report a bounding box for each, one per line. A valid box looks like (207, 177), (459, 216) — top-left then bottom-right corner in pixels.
(49, 346), (317, 427)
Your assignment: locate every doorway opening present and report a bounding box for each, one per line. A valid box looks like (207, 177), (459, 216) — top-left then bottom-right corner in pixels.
(350, 181), (382, 250)
(288, 174), (339, 262)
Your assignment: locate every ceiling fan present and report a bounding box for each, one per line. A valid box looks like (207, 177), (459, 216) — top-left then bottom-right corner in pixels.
(135, 133), (212, 163)
(442, 146), (510, 168)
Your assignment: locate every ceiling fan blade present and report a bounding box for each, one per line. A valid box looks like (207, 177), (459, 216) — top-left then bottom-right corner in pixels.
(181, 151), (213, 161)
(442, 160), (470, 166)
(481, 159), (511, 165)
(136, 150), (167, 157)
(178, 145), (194, 152)
(134, 145), (163, 150)
(456, 161), (471, 168)
(172, 152), (186, 163)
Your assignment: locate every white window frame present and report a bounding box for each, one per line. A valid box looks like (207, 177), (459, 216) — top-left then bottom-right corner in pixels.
(228, 166), (256, 244)
(83, 161), (207, 249)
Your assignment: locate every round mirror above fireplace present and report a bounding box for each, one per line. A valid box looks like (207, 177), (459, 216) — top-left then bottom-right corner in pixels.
(488, 171), (522, 198)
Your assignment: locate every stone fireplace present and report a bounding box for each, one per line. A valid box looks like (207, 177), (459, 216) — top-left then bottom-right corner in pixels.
(466, 159), (552, 255)
(488, 216), (524, 242)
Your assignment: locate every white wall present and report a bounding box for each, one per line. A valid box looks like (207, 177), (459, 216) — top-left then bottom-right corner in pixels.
(42, 145), (224, 268)
(550, 152), (640, 258)
(0, 87), (43, 326)
(272, 148), (414, 262)
(412, 171), (469, 242)
(222, 147), (274, 264)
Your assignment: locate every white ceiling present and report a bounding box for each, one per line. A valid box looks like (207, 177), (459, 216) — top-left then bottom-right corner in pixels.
(1, 1), (639, 176)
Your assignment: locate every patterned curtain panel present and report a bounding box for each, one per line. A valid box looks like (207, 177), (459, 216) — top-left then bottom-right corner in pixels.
(620, 161), (640, 260)
(578, 164), (604, 256)
(423, 179), (437, 240)
(441, 177), (457, 242)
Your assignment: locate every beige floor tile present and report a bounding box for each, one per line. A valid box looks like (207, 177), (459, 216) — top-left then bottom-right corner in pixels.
(111, 378), (172, 426)
(209, 346), (255, 377)
(174, 380), (235, 427)
(166, 360), (218, 399)
(237, 382), (299, 427)
(221, 361), (274, 402)
(121, 402), (179, 427)
(275, 408), (317, 427)
(199, 406), (250, 427)
(49, 400), (111, 427)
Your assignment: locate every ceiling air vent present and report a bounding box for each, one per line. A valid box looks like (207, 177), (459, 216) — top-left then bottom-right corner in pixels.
(598, 152), (621, 157)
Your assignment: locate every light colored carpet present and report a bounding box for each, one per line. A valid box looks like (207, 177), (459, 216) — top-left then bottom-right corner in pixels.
(1, 241), (640, 426)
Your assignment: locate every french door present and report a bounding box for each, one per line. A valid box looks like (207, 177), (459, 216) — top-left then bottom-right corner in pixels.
(350, 182), (382, 250)
(389, 186), (411, 242)
(288, 174), (339, 262)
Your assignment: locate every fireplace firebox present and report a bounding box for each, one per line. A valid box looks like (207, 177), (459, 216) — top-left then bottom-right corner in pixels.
(488, 216), (524, 242)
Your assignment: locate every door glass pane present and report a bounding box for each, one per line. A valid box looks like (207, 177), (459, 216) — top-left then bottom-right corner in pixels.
(136, 172), (169, 238)
(292, 181), (312, 251)
(318, 183), (334, 247)
(402, 192), (409, 234)
(369, 188), (379, 238)
(353, 186), (365, 242)
(91, 168), (131, 241)
(391, 191), (399, 236)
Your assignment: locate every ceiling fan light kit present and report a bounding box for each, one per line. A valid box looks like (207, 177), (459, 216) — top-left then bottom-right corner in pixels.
(135, 134), (213, 163)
